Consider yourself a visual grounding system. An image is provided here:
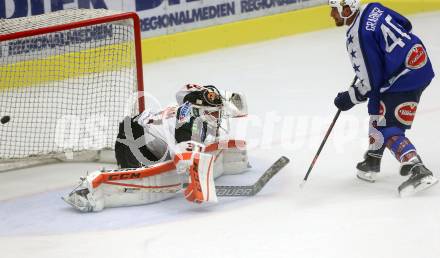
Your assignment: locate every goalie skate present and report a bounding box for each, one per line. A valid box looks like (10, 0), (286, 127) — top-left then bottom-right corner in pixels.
(62, 188), (94, 212)
(62, 176), (101, 212)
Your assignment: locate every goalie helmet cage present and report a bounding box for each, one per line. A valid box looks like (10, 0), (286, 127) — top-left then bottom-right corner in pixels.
(0, 9), (145, 171)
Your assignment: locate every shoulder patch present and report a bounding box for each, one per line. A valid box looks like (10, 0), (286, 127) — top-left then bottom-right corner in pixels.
(405, 44), (428, 69)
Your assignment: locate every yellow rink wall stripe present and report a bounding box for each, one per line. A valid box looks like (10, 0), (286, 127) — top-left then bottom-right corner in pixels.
(2, 0), (439, 90)
(0, 43), (134, 90)
(141, 0), (440, 64)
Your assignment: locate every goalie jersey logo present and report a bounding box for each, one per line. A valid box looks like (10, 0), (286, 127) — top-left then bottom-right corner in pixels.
(178, 102), (192, 123)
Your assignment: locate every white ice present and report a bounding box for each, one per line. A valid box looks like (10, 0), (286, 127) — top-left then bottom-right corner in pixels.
(1, 11), (440, 258)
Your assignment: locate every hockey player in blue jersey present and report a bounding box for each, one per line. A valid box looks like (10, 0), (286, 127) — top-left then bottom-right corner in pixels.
(328, 0), (438, 196)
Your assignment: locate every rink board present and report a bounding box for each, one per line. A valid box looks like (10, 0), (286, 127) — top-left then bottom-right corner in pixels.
(141, 0), (440, 63)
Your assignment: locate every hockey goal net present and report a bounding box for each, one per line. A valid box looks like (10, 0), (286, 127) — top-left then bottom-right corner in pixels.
(0, 9), (145, 171)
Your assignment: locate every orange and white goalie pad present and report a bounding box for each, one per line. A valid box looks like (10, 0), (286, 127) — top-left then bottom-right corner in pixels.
(63, 140), (248, 212)
(62, 162), (181, 212)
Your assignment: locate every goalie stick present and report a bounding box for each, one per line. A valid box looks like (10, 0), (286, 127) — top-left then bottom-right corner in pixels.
(215, 156), (289, 197)
(110, 156), (290, 197)
(63, 156), (289, 211)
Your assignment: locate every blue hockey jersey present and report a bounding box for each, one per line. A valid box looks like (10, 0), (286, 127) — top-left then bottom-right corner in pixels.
(346, 3), (435, 114)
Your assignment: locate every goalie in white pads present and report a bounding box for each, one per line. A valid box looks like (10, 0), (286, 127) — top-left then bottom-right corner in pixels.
(63, 84), (250, 212)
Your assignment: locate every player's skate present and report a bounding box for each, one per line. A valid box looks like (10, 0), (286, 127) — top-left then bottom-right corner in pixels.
(398, 157), (439, 197)
(356, 152), (381, 183)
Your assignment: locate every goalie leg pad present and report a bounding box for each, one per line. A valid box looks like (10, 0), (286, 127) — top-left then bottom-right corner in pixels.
(221, 148), (250, 175)
(101, 171), (180, 209)
(63, 168), (180, 212)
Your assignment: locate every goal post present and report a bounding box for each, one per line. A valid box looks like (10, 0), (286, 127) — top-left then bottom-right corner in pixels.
(0, 9), (145, 171)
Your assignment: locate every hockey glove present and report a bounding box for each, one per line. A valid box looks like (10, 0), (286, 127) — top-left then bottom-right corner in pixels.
(334, 91), (355, 111)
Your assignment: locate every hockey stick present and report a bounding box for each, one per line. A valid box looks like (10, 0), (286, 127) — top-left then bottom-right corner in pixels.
(133, 156), (290, 197)
(300, 76), (358, 187)
(215, 156), (290, 197)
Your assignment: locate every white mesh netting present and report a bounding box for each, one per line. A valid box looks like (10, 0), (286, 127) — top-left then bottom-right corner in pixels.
(0, 9), (142, 168)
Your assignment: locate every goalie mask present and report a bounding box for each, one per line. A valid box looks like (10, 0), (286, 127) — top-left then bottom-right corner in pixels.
(202, 85), (223, 107)
(192, 105), (223, 140)
(177, 84), (223, 107)
(329, 0), (360, 24)
(175, 104), (224, 144)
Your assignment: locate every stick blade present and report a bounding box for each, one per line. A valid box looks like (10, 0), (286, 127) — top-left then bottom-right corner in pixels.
(216, 156), (290, 197)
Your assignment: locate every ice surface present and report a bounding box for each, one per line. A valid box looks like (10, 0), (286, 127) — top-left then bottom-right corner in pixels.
(1, 11), (440, 258)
